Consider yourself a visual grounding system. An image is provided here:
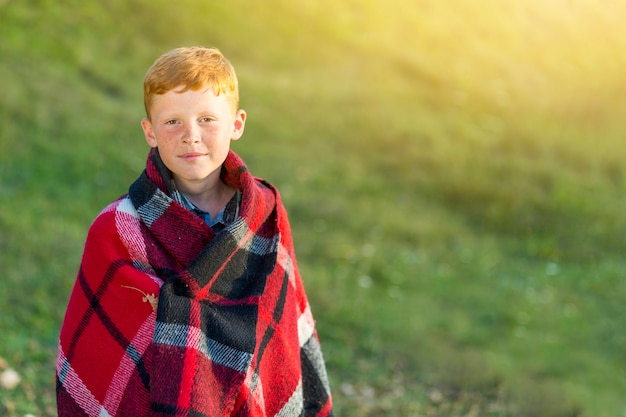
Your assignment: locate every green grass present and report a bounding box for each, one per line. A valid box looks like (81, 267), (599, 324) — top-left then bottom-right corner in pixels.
(1, 1), (626, 416)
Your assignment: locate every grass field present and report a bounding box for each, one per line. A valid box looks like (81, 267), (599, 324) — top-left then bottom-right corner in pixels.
(1, 1), (625, 416)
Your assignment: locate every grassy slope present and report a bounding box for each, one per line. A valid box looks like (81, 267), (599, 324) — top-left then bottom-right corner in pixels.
(1, 1), (625, 416)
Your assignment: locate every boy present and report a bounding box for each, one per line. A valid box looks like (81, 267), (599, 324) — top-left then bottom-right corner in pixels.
(57, 46), (333, 417)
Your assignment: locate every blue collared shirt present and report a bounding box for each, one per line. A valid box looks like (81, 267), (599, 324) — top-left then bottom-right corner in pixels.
(178, 190), (241, 233)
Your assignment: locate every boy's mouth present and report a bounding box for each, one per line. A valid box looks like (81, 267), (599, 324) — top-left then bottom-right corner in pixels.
(180, 152), (206, 158)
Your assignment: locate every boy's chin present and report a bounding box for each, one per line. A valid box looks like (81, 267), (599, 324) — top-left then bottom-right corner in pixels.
(172, 167), (224, 185)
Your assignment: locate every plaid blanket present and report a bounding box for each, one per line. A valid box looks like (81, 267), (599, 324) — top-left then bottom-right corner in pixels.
(57, 149), (333, 416)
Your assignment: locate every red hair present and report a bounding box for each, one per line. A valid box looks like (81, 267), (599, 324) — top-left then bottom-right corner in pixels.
(143, 46), (239, 119)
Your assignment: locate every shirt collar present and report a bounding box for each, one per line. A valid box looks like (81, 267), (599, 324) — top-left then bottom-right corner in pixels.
(178, 190), (241, 229)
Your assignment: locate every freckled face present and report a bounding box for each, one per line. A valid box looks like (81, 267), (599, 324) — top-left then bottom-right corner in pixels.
(141, 87), (246, 192)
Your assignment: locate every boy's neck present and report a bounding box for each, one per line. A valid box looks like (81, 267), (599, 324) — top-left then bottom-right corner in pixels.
(175, 177), (236, 220)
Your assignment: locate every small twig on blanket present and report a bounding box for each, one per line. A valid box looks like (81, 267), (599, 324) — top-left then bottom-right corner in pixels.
(121, 285), (158, 312)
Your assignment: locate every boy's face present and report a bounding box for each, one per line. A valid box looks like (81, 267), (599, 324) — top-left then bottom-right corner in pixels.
(141, 87), (246, 192)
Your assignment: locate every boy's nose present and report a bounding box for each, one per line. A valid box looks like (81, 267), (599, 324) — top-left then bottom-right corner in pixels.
(182, 124), (201, 143)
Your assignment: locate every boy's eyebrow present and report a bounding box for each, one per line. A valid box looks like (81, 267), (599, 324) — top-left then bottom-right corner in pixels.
(156, 109), (222, 120)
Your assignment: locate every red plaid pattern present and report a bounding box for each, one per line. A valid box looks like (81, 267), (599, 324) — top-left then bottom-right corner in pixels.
(57, 149), (333, 416)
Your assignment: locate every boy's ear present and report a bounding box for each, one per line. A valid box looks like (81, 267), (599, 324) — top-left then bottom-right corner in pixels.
(231, 110), (246, 141)
(141, 118), (158, 147)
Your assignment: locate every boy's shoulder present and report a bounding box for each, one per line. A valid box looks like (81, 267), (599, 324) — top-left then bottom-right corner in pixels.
(88, 194), (138, 233)
(85, 194), (154, 262)
(97, 193), (134, 216)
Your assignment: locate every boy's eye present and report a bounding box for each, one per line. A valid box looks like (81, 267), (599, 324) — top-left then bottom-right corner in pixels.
(165, 120), (178, 125)
(200, 117), (213, 123)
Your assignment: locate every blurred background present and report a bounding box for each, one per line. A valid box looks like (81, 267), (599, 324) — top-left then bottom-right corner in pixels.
(1, 0), (625, 416)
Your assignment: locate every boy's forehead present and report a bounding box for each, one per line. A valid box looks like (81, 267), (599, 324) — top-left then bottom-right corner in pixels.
(146, 82), (238, 119)
(170, 84), (216, 95)
(154, 87), (223, 104)
(149, 87), (234, 115)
